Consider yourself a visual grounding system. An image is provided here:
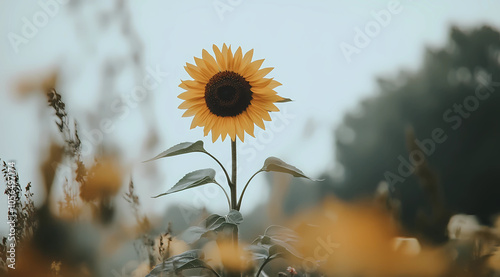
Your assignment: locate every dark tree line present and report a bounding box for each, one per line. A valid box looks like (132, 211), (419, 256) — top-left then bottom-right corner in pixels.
(334, 25), (500, 231)
(281, 25), (500, 242)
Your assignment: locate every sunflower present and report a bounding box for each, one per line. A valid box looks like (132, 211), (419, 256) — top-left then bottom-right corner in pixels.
(178, 44), (290, 142)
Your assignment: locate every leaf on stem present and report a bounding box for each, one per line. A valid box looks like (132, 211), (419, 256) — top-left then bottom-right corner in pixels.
(225, 209), (243, 225)
(245, 245), (270, 261)
(205, 214), (227, 230)
(250, 225), (304, 262)
(181, 210), (243, 243)
(261, 157), (317, 180)
(264, 225), (301, 244)
(153, 169), (216, 198)
(182, 226), (208, 244)
(146, 249), (217, 276)
(144, 141), (206, 162)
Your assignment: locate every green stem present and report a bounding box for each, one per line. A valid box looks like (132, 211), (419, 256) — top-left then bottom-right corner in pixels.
(231, 140), (237, 210)
(208, 267), (222, 277)
(214, 181), (231, 211)
(205, 151), (232, 189)
(256, 257), (272, 277)
(237, 170), (263, 210)
(229, 139), (240, 277)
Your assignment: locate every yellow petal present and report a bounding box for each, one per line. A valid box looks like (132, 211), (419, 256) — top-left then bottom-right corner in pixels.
(269, 95), (286, 103)
(190, 116), (200, 129)
(251, 99), (279, 114)
(240, 112), (255, 137)
(191, 109), (210, 128)
(202, 49), (220, 72)
(185, 64), (208, 81)
(221, 118), (229, 141)
(247, 67), (273, 82)
(241, 49), (254, 70)
(226, 45), (234, 71)
(178, 90), (204, 100)
(253, 93), (284, 103)
(213, 44), (227, 71)
(194, 57), (217, 76)
(247, 106), (266, 130)
(182, 104), (206, 117)
(235, 116), (245, 142)
(180, 80), (205, 90)
(250, 77), (273, 89)
(178, 98), (205, 109)
(242, 59), (265, 79)
(268, 79), (282, 89)
(194, 56), (208, 70)
(211, 119), (222, 142)
(222, 43), (229, 55)
(251, 88), (277, 97)
(204, 114), (216, 136)
(251, 104), (273, 120)
(233, 47), (243, 72)
(212, 130), (219, 142)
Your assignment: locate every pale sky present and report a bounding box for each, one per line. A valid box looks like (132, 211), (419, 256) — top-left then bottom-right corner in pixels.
(1, 0), (500, 233)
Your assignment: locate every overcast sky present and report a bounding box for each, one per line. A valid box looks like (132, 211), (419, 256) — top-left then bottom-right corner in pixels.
(1, 0), (500, 233)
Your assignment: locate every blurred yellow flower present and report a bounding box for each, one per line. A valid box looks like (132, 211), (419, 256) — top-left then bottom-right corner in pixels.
(16, 68), (58, 98)
(293, 198), (448, 276)
(80, 158), (123, 202)
(204, 240), (253, 272)
(179, 44), (288, 142)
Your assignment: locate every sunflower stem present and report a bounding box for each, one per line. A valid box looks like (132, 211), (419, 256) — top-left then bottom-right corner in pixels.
(229, 139), (241, 277)
(231, 139), (238, 210)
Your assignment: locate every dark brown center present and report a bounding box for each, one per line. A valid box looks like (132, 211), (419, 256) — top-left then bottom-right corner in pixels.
(205, 71), (253, 117)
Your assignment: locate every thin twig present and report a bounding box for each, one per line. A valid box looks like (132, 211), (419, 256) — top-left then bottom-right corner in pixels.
(205, 152), (232, 189)
(209, 267), (222, 277)
(214, 181), (231, 211)
(237, 170), (263, 210)
(256, 256), (272, 277)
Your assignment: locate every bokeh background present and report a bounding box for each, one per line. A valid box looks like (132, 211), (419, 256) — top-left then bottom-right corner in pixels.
(1, 0), (500, 276)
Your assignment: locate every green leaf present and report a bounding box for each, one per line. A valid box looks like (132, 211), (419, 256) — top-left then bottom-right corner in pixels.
(182, 226), (208, 244)
(182, 211), (243, 244)
(174, 258), (215, 273)
(153, 169), (216, 198)
(246, 245), (270, 261)
(203, 211), (240, 237)
(252, 226), (303, 261)
(225, 210), (243, 225)
(147, 263), (173, 276)
(264, 225), (300, 244)
(204, 210), (242, 230)
(267, 239), (303, 259)
(144, 141), (206, 162)
(205, 214), (226, 230)
(147, 250), (215, 276)
(261, 157), (314, 180)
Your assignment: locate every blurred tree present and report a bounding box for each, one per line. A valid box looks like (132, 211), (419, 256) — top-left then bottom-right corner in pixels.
(278, 26), (500, 243)
(330, 25), (500, 236)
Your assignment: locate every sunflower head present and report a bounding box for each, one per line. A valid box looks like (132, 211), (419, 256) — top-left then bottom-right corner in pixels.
(178, 44), (290, 142)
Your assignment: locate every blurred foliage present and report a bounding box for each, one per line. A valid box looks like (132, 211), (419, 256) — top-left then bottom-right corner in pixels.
(2, 1), (500, 273)
(327, 25), (500, 237)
